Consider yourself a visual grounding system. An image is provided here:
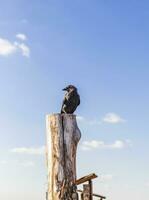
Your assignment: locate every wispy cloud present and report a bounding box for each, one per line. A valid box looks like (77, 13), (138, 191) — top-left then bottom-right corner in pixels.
(102, 113), (125, 124)
(14, 42), (30, 57)
(77, 113), (126, 126)
(81, 140), (131, 151)
(20, 161), (34, 167)
(0, 35), (30, 57)
(88, 119), (101, 125)
(101, 174), (113, 181)
(76, 116), (85, 122)
(76, 115), (101, 125)
(0, 160), (34, 167)
(16, 33), (27, 41)
(10, 146), (45, 155)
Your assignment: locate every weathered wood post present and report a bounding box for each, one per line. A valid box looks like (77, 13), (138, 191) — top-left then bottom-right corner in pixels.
(46, 113), (81, 200)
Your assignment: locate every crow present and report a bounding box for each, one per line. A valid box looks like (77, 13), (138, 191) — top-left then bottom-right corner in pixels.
(61, 85), (80, 114)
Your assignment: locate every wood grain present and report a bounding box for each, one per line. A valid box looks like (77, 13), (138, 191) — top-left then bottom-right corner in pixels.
(46, 114), (81, 200)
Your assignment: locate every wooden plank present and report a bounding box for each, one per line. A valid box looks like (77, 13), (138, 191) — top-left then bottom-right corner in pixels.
(75, 173), (98, 185)
(77, 190), (106, 199)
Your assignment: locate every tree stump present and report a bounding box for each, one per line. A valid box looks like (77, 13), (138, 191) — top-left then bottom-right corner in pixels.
(46, 114), (81, 200)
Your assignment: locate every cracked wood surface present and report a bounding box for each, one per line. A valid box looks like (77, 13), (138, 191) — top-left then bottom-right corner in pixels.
(46, 114), (81, 200)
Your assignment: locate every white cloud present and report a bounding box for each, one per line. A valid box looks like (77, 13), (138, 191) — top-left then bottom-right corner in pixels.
(16, 33), (27, 41)
(0, 38), (17, 56)
(0, 36), (30, 57)
(103, 113), (125, 124)
(11, 146), (45, 155)
(81, 140), (131, 151)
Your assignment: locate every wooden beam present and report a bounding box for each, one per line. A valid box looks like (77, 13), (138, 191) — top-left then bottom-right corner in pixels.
(75, 173), (98, 185)
(77, 190), (106, 199)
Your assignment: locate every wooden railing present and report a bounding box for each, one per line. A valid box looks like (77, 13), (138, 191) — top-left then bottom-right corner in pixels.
(75, 173), (106, 200)
(77, 190), (106, 200)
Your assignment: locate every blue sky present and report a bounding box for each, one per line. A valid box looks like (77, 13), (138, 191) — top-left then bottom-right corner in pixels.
(0, 0), (149, 200)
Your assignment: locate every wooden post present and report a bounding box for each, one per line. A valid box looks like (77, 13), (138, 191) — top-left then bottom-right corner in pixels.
(46, 114), (81, 200)
(82, 184), (90, 200)
(88, 180), (93, 200)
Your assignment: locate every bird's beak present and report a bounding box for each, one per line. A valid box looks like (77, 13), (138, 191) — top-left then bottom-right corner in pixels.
(62, 87), (67, 91)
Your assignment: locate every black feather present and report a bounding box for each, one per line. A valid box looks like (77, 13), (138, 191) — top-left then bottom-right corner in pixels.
(61, 86), (80, 114)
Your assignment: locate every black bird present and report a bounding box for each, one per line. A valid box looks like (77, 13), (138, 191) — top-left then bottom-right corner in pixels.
(61, 85), (80, 114)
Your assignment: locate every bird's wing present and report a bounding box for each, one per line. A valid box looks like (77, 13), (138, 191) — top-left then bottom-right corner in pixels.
(67, 91), (80, 107)
(61, 91), (80, 114)
(77, 94), (80, 106)
(61, 94), (69, 113)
